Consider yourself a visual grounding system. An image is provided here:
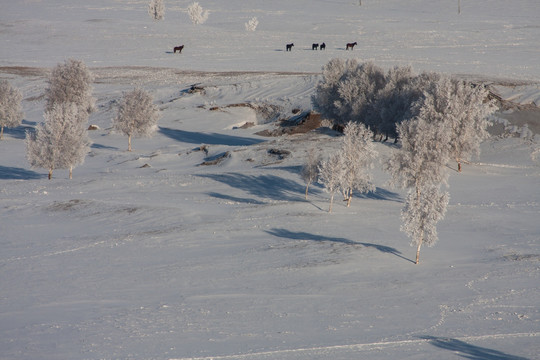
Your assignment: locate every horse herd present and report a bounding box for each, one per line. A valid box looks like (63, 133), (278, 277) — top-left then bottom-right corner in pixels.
(172, 42), (357, 54)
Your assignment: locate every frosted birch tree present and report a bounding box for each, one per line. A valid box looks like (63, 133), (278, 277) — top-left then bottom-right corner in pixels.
(301, 148), (321, 200)
(318, 153), (344, 213)
(385, 116), (451, 264)
(0, 80), (24, 140)
(26, 103), (90, 180)
(187, 2), (209, 25)
(414, 76), (497, 172)
(340, 122), (377, 207)
(148, 0), (165, 20)
(45, 59), (95, 114)
(245, 16), (258, 31)
(113, 88), (160, 151)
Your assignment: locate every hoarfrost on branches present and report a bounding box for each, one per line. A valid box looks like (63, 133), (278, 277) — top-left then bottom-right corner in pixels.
(26, 103), (90, 179)
(318, 153), (344, 213)
(340, 122), (377, 207)
(245, 17), (258, 31)
(45, 59), (95, 115)
(301, 148), (321, 200)
(112, 88), (160, 151)
(0, 80), (24, 140)
(148, 0), (165, 21)
(187, 2), (209, 25)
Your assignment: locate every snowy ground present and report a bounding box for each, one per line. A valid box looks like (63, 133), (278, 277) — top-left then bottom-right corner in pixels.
(1, 1), (539, 359)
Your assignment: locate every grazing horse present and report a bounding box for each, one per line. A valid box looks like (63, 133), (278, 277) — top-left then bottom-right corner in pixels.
(286, 43), (294, 51)
(346, 42), (357, 50)
(173, 45), (184, 53)
(320, 42), (326, 50)
(312, 43), (319, 50)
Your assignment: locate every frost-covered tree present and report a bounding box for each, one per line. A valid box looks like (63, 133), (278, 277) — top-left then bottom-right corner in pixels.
(187, 2), (209, 25)
(148, 0), (165, 20)
(318, 153), (344, 213)
(340, 122), (377, 207)
(401, 184), (449, 264)
(26, 102), (90, 179)
(0, 80), (24, 140)
(413, 76), (497, 172)
(245, 16), (258, 31)
(301, 148), (321, 200)
(45, 59), (95, 114)
(312, 59), (386, 128)
(113, 88), (160, 151)
(385, 116), (451, 264)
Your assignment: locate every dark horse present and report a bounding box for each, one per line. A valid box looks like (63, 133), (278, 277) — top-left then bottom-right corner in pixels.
(312, 43), (319, 50)
(286, 43), (294, 51)
(320, 42), (326, 50)
(346, 42), (357, 50)
(173, 45), (184, 53)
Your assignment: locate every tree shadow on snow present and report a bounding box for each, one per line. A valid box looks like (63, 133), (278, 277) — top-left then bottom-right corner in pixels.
(198, 173), (306, 202)
(266, 228), (414, 263)
(0, 166), (43, 180)
(207, 191), (266, 205)
(420, 336), (530, 360)
(356, 187), (402, 202)
(159, 126), (265, 146)
(3, 120), (36, 140)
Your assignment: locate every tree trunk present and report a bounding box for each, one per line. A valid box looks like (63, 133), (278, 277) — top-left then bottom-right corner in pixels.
(0, 126), (4, 140)
(305, 183), (309, 200)
(458, 0), (461, 14)
(48, 169), (53, 180)
(128, 134), (132, 151)
(346, 188), (352, 207)
(415, 237), (423, 264)
(329, 193), (334, 213)
(69, 165), (73, 179)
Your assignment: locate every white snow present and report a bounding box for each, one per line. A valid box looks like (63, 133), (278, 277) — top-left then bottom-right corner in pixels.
(1, 1), (539, 359)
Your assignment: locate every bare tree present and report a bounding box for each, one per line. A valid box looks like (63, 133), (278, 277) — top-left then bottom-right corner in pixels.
(26, 103), (90, 179)
(112, 88), (160, 151)
(301, 148), (321, 200)
(148, 0), (165, 20)
(45, 59), (95, 114)
(0, 80), (24, 140)
(245, 16), (258, 31)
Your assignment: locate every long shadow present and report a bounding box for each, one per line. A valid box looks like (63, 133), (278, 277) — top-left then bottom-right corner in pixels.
(356, 187), (402, 203)
(198, 173), (306, 202)
(420, 336), (530, 360)
(159, 126), (265, 146)
(207, 191), (266, 205)
(3, 121), (35, 140)
(0, 166), (43, 180)
(266, 228), (414, 263)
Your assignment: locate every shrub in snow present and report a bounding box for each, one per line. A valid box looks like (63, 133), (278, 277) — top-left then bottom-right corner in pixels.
(45, 59), (95, 115)
(26, 102), (91, 179)
(301, 148), (321, 200)
(112, 88), (160, 151)
(245, 17), (258, 31)
(0, 80), (24, 140)
(187, 2), (209, 25)
(148, 0), (165, 20)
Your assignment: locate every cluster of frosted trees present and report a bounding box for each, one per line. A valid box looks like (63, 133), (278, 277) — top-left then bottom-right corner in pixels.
(22, 59), (160, 179)
(311, 59), (497, 263)
(0, 80), (24, 140)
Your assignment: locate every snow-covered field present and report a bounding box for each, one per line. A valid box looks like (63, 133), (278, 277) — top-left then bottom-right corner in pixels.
(1, 1), (539, 359)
